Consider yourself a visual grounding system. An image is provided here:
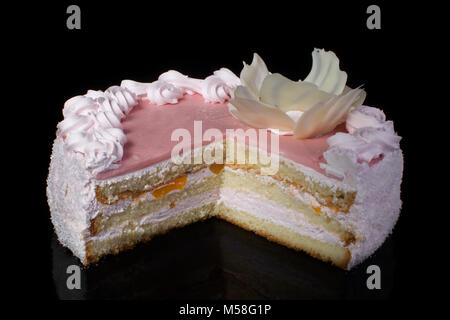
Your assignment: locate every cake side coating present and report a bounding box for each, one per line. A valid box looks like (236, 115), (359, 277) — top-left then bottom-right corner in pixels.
(345, 149), (403, 268)
(47, 137), (91, 262)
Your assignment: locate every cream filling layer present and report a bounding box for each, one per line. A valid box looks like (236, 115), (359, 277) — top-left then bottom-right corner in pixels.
(92, 166), (217, 219)
(88, 167), (344, 246)
(224, 166), (347, 220)
(218, 188), (343, 246)
(87, 189), (219, 242)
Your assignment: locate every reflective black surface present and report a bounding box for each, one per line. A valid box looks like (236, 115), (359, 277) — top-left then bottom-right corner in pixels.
(52, 218), (395, 299)
(15, 1), (429, 301)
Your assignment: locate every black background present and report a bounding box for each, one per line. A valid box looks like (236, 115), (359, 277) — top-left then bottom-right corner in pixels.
(9, 0), (435, 305)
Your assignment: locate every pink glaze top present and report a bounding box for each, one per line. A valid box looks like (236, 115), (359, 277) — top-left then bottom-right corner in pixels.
(96, 94), (344, 180)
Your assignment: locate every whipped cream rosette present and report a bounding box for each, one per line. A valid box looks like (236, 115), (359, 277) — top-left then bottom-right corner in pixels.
(121, 68), (240, 105)
(57, 86), (138, 174)
(58, 68), (240, 175)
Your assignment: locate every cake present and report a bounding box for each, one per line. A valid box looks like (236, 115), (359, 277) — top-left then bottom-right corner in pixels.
(47, 49), (403, 270)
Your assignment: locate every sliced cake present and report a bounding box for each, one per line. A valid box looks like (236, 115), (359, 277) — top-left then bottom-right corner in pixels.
(47, 49), (403, 269)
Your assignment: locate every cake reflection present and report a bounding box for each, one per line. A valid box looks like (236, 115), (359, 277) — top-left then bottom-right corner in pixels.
(52, 219), (395, 299)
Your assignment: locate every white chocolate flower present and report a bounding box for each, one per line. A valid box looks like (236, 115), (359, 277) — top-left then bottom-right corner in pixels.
(228, 49), (366, 139)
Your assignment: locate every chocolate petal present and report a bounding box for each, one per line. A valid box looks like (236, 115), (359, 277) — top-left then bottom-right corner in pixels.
(260, 73), (333, 112)
(304, 48), (347, 95)
(294, 88), (366, 139)
(229, 96), (295, 131)
(240, 53), (270, 98)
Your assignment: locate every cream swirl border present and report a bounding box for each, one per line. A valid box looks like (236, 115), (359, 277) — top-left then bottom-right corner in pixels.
(57, 69), (240, 175)
(320, 106), (401, 180)
(56, 54), (401, 179)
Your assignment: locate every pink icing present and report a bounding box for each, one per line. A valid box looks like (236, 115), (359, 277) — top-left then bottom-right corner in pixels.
(96, 94), (343, 180)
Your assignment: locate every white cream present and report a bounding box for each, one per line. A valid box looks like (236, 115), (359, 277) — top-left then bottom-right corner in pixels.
(88, 190), (220, 242)
(91, 165), (217, 219)
(120, 68), (240, 105)
(57, 86), (138, 175)
(321, 105), (402, 181)
(223, 165), (341, 219)
(58, 69), (240, 176)
(218, 188), (343, 246)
